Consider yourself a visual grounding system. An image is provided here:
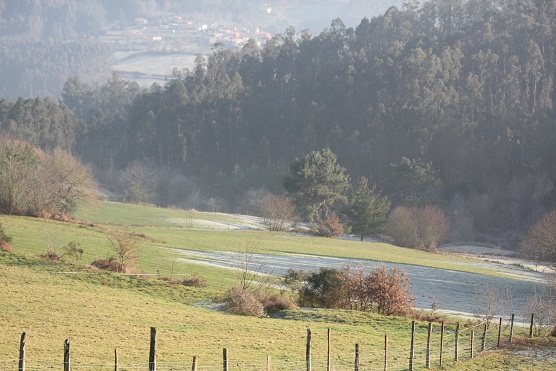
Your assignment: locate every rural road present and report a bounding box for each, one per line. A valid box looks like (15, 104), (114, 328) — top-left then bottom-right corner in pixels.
(174, 248), (548, 320)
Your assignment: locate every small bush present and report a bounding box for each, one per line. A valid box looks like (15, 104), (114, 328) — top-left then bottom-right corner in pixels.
(298, 268), (346, 308)
(225, 286), (266, 317)
(283, 268), (308, 292)
(91, 257), (120, 272)
(314, 213), (344, 237)
(0, 223), (12, 252)
(295, 265), (415, 316)
(40, 252), (61, 261)
(367, 266), (415, 316)
(60, 241), (83, 263)
(177, 274), (207, 287)
(262, 294), (297, 314)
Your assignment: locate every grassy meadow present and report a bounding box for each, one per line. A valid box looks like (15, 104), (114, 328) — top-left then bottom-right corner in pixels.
(1, 201), (555, 370)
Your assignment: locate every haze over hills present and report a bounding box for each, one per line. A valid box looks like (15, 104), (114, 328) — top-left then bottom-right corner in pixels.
(0, 0), (402, 99)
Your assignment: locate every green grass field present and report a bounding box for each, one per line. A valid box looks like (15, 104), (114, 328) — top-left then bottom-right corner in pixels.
(1, 201), (555, 370)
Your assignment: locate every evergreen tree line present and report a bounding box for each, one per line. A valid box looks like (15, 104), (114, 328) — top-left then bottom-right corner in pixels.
(2, 0), (556, 247)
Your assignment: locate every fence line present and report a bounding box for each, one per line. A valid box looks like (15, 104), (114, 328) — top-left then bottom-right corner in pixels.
(8, 313), (542, 371)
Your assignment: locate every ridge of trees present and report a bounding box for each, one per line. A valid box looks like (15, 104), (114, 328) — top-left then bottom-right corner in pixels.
(2, 0), (556, 246)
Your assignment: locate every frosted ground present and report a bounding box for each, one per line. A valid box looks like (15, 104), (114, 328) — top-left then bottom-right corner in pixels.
(170, 213), (551, 320)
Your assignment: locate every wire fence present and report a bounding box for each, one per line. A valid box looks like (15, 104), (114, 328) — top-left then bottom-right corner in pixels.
(5, 314), (543, 371)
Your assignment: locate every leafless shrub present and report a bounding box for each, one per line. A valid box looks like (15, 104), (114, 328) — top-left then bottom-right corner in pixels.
(522, 286), (556, 337)
(225, 241), (295, 317)
(235, 240), (275, 292)
(108, 231), (141, 273)
(225, 286), (266, 317)
(522, 208), (556, 264)
(118, 161), (158, 203)
(474, 284), (513, 324)
(386, 205), (449, 251)
(40, 251), (61, 261)
(260, 194), (297, 231)
(261, 293), (297, 314)
(385, 207), (419, 248)
(173, 274), (207, 287)
(91, 257), (120, 272)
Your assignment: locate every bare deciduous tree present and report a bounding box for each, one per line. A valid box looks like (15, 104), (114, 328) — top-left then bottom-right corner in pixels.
(522, 286), (556, 336)
(0, 139), (97, 216)
(260, 195), (297, 231)
(118, 161), (158, 203)
(386, 205), (449, 251)
(474, 284), (513, 324)
(108, 231), (141, 273)
(522, 209), (556, 264)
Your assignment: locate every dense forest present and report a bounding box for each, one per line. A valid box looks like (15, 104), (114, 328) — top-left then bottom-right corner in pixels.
(0, 0), (396, 99)
(1, 0), (555, 248)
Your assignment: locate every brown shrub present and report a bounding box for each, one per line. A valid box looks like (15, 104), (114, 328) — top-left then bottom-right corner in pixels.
(261, 294), (297, 314)
(367, 266), (415, 316)
(180, 275), (207, 287)
(0, 223), (13, 252)
(386, 205), (449, 251)
(40, 252), (61, 261)
(314, 212), (344, 237)
(91, 257), (120, 272)
(341, 265), (415, 316)
(0, 241), (13, 252)
(225, 286), (266, 317)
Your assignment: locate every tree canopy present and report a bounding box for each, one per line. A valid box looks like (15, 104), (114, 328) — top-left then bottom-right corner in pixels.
(283, 148), (350, 223)
(346, 177), (391, 241)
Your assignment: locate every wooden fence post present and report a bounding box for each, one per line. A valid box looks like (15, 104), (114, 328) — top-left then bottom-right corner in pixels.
(114, 348), (119, 371)
(306, 328), (312, 371)
(191, 356), (198, 371)
(327, 328), (331, 371)
(223, 348), (228, 371)
(149, 327), (156, 371)
(384, 334), (388, 371)
(354, 343), (360, 371)
(470, 330), (474, 359)
(267, 355), (271, 371)
(529, 313), (535, 338)
(426, 322), (432, 369)
(63, 339), (70, 371)
(454, 322), (460, 362)
(18, 332), (26, 371)
(497, 317), (502, 347)
(439, 321), (445, 367)
(509, 314), (515, 343)
(481, 323), (487, 351)
(409, 321), (415, 371)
